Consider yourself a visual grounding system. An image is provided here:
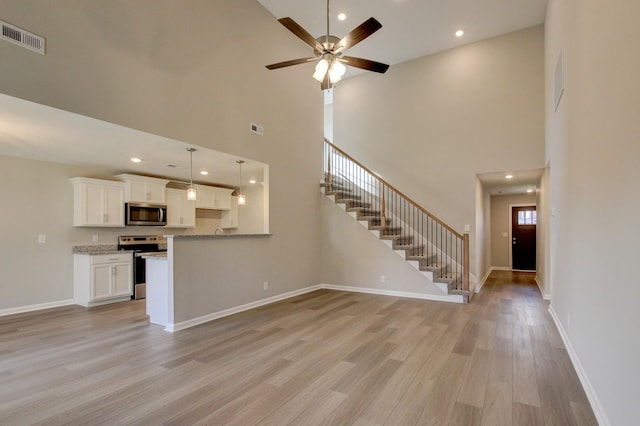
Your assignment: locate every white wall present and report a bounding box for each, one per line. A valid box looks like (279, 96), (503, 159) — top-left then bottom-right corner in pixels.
(333, 25), (545, 278)
(536, 164), (550, 298)
(474, 178), (491, 285)
(0, 0), (323, 312)
(545, 0), (640, 424)
(489, 193), (537, 268)
(319, 195), (452, 298)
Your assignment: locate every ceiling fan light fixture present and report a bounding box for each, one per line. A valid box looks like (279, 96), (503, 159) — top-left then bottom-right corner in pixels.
(313, 58), (330, 82)
(329, 59), (346, 83)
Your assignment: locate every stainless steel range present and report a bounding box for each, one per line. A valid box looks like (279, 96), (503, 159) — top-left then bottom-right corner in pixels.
(117, 235), (167, 300)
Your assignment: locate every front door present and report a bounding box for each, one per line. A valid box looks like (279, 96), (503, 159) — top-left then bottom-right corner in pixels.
(512, 206), (536, 271)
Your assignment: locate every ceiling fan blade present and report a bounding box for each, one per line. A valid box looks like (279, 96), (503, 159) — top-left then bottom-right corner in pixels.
(333, 17), (382, 53)
(265, 57), (316, 70)
(340, 56), (390, 74)
(278, 17), (324, 52)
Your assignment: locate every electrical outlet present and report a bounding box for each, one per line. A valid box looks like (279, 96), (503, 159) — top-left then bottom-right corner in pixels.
(92, 234), (99, 243)
(38, 234), (46, 244)
(380, 275), (386, 283)
(263, 281), (268, 290)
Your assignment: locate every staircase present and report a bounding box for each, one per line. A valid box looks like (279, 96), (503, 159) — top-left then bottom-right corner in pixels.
(322, 139), (471, 303)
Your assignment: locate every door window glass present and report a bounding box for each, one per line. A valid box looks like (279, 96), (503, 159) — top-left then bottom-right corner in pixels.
(517, 210), (537, 225)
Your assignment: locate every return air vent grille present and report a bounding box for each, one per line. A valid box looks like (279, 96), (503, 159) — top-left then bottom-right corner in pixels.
(0, 20), (45, 54)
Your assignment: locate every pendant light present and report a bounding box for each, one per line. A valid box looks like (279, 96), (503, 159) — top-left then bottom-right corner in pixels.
(186, 148), (197, 201)
(236, 160), (246, 205)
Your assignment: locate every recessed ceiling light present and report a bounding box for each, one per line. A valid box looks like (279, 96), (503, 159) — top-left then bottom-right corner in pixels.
(200, 170), (209, 175)
(249, 179), (257, 184)
(337, 12), (347, 21)
(505, 174), (514, 179)
(455, 30), (464, 38)
(130, 157), (142, 163)
(527, 188), (534, 193)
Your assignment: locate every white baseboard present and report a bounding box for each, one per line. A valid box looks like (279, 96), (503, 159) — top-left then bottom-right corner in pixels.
(475, 266), (510, 293)
(0, 299), (75, 317)
(321, 284), (465, 304)
(534, 277), (551, 300)
(548, 306), (610, 426)
(167, 282), (466, 332)
(166, 285), (323, 332)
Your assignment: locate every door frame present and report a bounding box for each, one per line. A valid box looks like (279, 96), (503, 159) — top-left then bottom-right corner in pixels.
(509, 203), (537, 271)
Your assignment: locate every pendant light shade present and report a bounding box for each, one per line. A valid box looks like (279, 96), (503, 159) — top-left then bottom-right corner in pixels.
(236, 160), (246, 205)
(187, 148), (197, 201)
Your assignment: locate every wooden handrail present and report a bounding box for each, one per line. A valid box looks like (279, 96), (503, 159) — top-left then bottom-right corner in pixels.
(324, 138), (464, 239)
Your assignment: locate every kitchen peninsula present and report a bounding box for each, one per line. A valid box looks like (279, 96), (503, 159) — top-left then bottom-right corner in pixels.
(146, 233), (279, 331)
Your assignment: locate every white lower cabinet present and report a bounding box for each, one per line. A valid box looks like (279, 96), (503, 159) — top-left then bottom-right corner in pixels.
(74, 253), (133, 307)
(166, 188), (196, 228)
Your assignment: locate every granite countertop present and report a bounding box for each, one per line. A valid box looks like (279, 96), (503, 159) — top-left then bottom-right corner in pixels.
(72, 244), (130, 255)
(168, 234), (272, 240)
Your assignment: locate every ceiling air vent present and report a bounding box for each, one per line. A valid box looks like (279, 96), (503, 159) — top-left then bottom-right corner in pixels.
(0, 20), (45, 54)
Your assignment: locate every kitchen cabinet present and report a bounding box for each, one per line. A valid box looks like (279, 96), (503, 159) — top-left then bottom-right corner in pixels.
(166, 188), (196, 228)
(195, 185), (233, 210)
(116, 174), (170, 203)
(73, 253), (133, 307)
(221, 195), (239, 228)
(71, 177), (125, 227)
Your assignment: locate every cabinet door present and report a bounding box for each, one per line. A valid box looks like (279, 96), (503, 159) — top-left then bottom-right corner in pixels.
(221, 196), (238, 228)
(182, 198), (196, 227)
(128, 181), (149, 202)
(147, 182), (166, 203)
(214, 189), (232, 210)
(91, 264), (113, 300)
(112, 263), (132, 297)
(195, 185), (216, 209)
(104, 185), (125, 226)
(166, 189), (196, 228)
(84, 184), (105, 225)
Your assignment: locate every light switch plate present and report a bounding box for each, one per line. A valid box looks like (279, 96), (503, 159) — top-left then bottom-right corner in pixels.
(38, 234), (46, 244)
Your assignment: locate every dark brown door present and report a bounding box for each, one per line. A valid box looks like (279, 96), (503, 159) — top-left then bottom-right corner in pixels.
(512, 206), (536, 271)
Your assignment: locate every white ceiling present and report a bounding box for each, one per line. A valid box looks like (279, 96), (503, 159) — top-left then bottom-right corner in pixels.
(258, 0), (547, 73)
(0, 0), (547, 192)
(0, 94), (265, 187)
(477, 169), (544, 195)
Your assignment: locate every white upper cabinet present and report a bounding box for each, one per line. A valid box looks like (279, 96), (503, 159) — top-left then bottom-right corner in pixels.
(116, 174), (170, 204)
(221, 195), (239, 228)
(194, 185), (233, 210)
(71, 177), (125, 227)
(165, 188), (196, 228)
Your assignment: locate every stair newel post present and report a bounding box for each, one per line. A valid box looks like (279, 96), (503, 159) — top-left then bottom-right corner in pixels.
(463, 233), (470, 293)
(380, 185), (387, 234)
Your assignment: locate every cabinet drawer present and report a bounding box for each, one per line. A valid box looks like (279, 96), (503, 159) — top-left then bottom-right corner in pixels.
(90, 253), (132, 265)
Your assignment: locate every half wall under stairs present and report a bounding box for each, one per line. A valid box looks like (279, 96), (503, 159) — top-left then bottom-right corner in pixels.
(320, 183), (469, 304)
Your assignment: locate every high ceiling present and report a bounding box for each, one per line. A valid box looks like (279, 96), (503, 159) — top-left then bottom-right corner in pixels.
(0, 0), (547, 191)
(258, 0), (547, 73)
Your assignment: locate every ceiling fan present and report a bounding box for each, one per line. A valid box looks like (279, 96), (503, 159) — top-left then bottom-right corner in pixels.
(265, 0), (390, 90)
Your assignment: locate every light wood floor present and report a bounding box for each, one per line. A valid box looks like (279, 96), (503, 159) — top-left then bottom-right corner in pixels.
(0, 271), (597, 425)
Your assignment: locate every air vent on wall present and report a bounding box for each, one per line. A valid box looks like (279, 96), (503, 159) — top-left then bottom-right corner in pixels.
(0, 20), (45, 54)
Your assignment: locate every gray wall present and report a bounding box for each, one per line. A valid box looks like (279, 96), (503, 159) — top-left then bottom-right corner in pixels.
(489, 193), (537, 268)
(333, 25), (545, 278)
(0, 0), (323, 311)
(546, 0), (640, 423)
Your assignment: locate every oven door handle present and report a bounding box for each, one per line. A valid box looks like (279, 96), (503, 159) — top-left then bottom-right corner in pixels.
(134, 251), (166, 257)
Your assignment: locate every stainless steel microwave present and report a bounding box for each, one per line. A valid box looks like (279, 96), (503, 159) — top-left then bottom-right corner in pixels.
(125, 203), (167, 226)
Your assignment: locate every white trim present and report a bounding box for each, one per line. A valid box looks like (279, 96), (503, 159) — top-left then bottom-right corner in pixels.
(321, 284), (466, 304)
(534, 277), (550, 300)
(166, 282), (466, 332)
(166, 285), (323, 332)
(0, 299), (74, 316)
(548, 306), (610, 426)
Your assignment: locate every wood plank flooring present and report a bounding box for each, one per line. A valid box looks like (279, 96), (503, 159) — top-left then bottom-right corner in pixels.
(0, 271), (598, 425)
